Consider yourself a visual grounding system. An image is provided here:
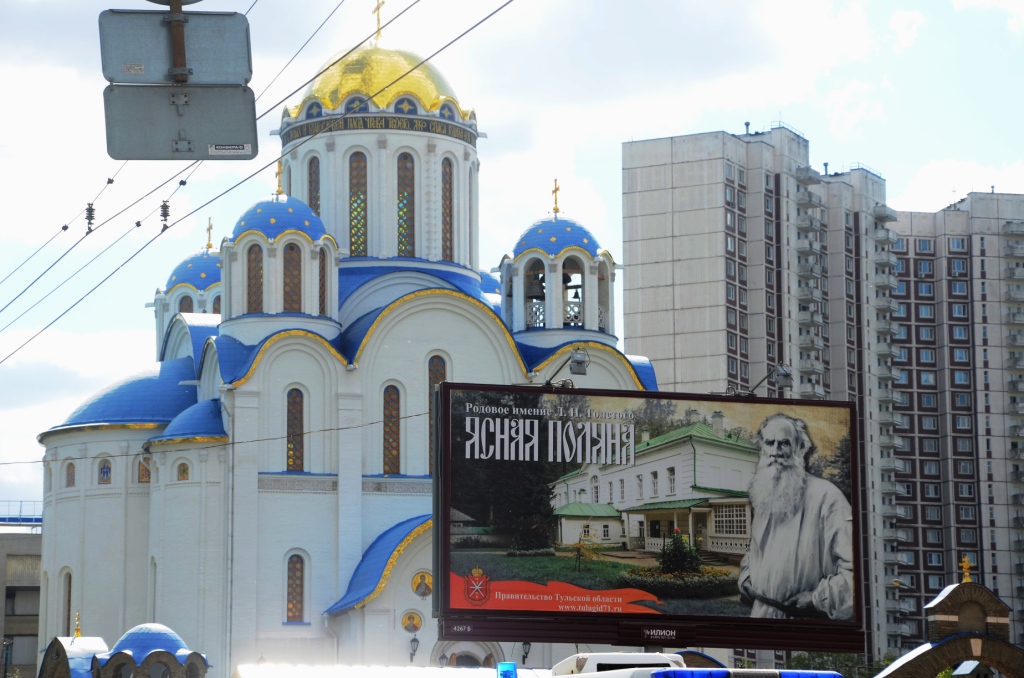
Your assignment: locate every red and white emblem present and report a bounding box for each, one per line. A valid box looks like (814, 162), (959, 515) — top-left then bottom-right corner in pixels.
(465, 566), (490, 606)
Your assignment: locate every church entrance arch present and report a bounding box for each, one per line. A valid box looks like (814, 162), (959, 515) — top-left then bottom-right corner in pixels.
(430, 640), (504, 668)
(874, 635), (1024, 678)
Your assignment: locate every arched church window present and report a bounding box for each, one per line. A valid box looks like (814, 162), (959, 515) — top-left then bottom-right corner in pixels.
(287, 388), (304, 471)
(349, 152), (368, 256)
(308, 156), (321, 215)
(287, 554), (304, 622)
(138, 460), (151, 484)
(177, 463), (189, 481)
(441, 158), (454, 261)
(428, 356), (446, 475)
(212, 295), (221, 314)
(65, 462), (75, 488)
(98, 460), (112, 485)
(383, 385), (401, 474)
(283, 243), (302, 312)
(318, 248), (328, 316)
(247, 244), (263, 313)
(562, 257), (585, 327)
(63, 572), (72, 636)
(178, 295), (193, 313)
(397, 153), (415, 257)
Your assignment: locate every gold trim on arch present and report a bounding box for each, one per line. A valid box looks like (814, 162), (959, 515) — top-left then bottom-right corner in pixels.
(144, 435), (229, 450)
(165, 280), (222, 296)
(352, 289), (527, 376)
(532, 342), (647, 390)
(232, 329), (349, 387)
(232, 229), (339, 248)
(354, 518), (432, 609)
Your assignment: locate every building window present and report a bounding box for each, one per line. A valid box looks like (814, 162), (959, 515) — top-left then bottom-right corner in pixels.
(926, 552), (943, 566)
(952, 259), (967, 273)
(923, 461), (939, 475)
(441, 157), (454, 261)
(924, 484), (940, 497)
(247, 244), (263, 313)
(428, 356), (446, 475)
(958, 460), (974, 474)
(925, 506), (940, 521)
(954, 371), (970, 385)
(283, 243), (302, 313)
(287, 388), (304, 471)
(765, 196), (773, 213)
(591, 476), (599, 503)
(916, 238), (933, 252)
(952, 303), (967, 318)
(383, 385), (401, 474)
(714, 504), (747, 535)
(921, 372), (936, 386)
(98, 459), (111, 485)
(668, 467), (676, 493)
(349, 152), (368, 256)
(177, 463), (189, 481)
(212, 295), (221, 314)
(318, 249), (328, 316)
(920, 349), (935, 363)
(928, 575), (943, 589)
(951, 281), (967, 295)
(65, 462), (75, 488)
(619, 478), (625, 501)
(953, 326), (968, 339)
(397, 153), (416, 257)
(178, 296), (193, 313)
(925, 529), (942, 543)
(920, 326), (934, 340)
(961, 529), (977, 543)
(953, 348), (969, 362)
(308, 156), (321, 215)
(959, 506), (976, 520)
(919, 305), (934, 319)
(138, 460), (150, 483)
(922, 416), (938, 430)
(636, 475), (644, 499)
(949, 237), (967, 251)
(602, 524), (610, 539)
(651, 471), (659, 496)
(287, 554), (304, 622)
(918, 260), (933, 275)
(958, 482), (974, 497)
(918, 282), (933, 296)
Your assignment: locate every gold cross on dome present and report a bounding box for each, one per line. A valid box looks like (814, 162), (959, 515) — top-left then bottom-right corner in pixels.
(960, 555), (973, 583)
(74, 611), (82, 638)
(275, 159), (284, 195)
(372, 0), (385, 43)
(552, 179), (561, 214)
(206, 218), (214, 249)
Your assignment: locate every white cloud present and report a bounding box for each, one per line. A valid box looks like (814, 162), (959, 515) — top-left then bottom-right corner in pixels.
(889, 10), (925, 53)
(889, 158), (1024, 212)
(954, 0), (1024, 33)
(823, 80), (885, 141)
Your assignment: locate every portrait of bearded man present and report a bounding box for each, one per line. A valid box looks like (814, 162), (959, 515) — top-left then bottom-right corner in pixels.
(738, 413), (854, 620)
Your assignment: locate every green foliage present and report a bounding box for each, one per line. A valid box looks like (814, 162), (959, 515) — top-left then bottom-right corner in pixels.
(614, 566), (736, 599)
(807, 433), (852, 498)
(934, 668), (953, 678)
(449, 551), (632, 590)
(504, 548), (556, 558)
(656, 531), (703, 574)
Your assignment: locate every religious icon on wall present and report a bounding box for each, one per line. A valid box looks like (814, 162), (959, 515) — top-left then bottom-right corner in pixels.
(402, 610), (422, 633)
(412, 571), (433, 599)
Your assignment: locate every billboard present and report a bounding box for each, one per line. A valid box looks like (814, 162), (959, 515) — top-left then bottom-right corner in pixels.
(435, 383), (863, 651)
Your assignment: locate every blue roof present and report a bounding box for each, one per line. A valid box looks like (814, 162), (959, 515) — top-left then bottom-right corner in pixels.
(147, 399), (225, 444)
(159, 314), (220, 374)
(478, 269), (501, 295)
(231, 194), (327, 242)
(51, 637), (108, 678)
(165, 248), (220, 293)
(48, 357), (197, 433)
(214, 334), (257, 384)
(513, 215), (602, 260)
(337, 264), (498, 314)
(324, 514), (430, 615)
(627, 354), (659, 391)
(97, 623), (206, 668)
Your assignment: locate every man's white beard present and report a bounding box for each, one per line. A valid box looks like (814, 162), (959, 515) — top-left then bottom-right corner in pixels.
(749, 458), (807, 524)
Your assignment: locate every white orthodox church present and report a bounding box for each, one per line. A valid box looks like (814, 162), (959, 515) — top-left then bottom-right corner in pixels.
(36, 43), (657, 676)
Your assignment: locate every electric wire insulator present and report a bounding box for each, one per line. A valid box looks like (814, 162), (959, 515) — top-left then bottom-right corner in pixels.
(160, 200), (170, 222)
(106, 177), (114, 185)
(85, 203), (95, 226)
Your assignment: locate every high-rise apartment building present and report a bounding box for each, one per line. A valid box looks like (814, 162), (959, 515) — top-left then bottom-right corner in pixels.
(620, 124), (980, 661)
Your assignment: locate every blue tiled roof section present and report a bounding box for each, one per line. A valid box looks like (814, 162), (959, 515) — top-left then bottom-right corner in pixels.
(54, 638), (108, 678)
(53, 357), (197, 430)
(187, 322), (219, 373)
(478, 269), (501, 295)
(627, 355), (659, 391)
(147, 399), (225, 443)
(159, 315), (220, 374)
(214, 334), (257, 384)
(231, 194), (327, 242)
(337, 306), (385, 360)
(97, 623), (206, 668)
(337, 264), (489, 312)
(165, 248), (221, 292)
(512, 215), (601, 260)
(324, 514), (430, 615)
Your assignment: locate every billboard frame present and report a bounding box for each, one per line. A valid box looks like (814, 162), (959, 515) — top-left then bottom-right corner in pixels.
(434, 382), (865, 652)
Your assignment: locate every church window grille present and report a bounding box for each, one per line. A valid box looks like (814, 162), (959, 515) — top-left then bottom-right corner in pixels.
(98, 460), (111, 485)
(212, 295), (221, 314)
(349, 152), (368, 256)
(287, 554), (304, 621)
(283, 243), (302, 312)
(397, 153), (415, 256)
(177, 463), (189, 481)
(65, 462), (75, 488)
(308, 157), (321, 215)
(428, 356), (446, 474)
(178, 295), (193, 313)
(287, 388), (304, 471)
(247, 244), (263, 313)
(318, 249), (328, 316)
(441, 158), (454, 260)
(383, 386), (401, 474)
(138, 461), (151, 484)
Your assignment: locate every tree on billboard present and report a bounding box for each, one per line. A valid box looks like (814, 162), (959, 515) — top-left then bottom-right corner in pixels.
(808, 433), (852, 499)
(628, 397), (682, 439)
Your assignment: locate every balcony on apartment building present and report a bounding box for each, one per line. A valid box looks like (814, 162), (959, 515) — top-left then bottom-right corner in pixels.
(797, 286), (823, 303)
(1012, 448), (1024, 461)
(873, 204), (898, 222)
(795, 239), (823, 255)
(873, 227), (898, 246)
(886, 623), (911, 637)
(1009, 357), (1024, 370)
(795, 166), (822, 185)
(797, 310), (824, 327)
(1006, 243), (1024, 258)
(876, 366), (902, 381)
(798, 383), (825, 399)
(1012, 493), (1024, 506)
(796, 189), (824, 209)
(873, 273), (899, 290)
(1010, 403), (1024, 414)
(873, 297), (900, 314)
(1013, 517), (1024, 528)
(1016, 563), (1024, 575)
(1007, 289), (1024, 302)
(1013, 539), (1024, 552)
(879, 434), (904, 449)
(883, 528), (913, 543)
(881, 482), (910, 497)
(880, 457), (909, 473)
(877, 319), (901, 336)
(1009, 312), (1024, 325)
(1004, 220), (1024, 235)
(1006, 267), (1024, 280)
(798, 334), (824, 350)
(1008, 334), (1024, 346)
(877, 388), (899, 403)
(877, 411), (901, 427)
(797, 262), (823, 279)
(873, 251), (899, 268)
(1011, 469), (1024, 483)
(798, 358), (825, 374)
(1009, 380), (1024, 392)
(876, 343), (897, 359)
(795, 214), (823, 233)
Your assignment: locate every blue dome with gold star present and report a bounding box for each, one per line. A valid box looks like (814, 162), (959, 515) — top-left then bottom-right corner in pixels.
(165, 248), (220, 294)
(512, 215), (601, 261)
(231, 194), (329, 243)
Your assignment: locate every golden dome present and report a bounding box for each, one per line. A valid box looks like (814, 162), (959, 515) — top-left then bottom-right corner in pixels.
(287, 45), (471, 120)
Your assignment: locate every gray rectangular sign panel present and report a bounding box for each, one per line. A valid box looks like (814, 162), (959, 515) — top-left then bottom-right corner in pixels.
(104, 84), (258, 160)
(99, 9), (252, 85)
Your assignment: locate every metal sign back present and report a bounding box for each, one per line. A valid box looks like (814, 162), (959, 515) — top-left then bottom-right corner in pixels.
(99, 9), (252, 85)
(104, 84), (258, 160)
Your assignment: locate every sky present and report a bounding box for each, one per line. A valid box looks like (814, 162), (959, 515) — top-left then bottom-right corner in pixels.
(1, 0), (1023, 509)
